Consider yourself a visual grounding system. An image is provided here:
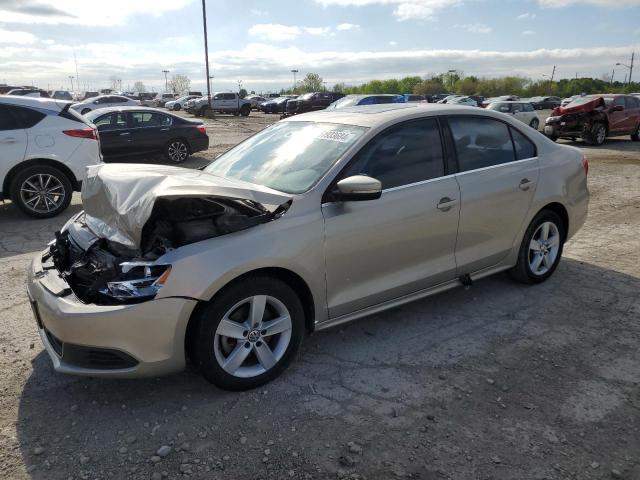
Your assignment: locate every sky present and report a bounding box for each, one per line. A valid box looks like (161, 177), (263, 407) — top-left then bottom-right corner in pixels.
(0, 0), (639, 94)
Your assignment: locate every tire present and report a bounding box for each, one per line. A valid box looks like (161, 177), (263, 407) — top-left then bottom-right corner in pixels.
(509, 210), (565, 284)
(80, 108), (91, 115)
(232, 111), (240, 116)
(198, 107), (207, 117)
(165, 139), (190, 163)
(584, 123), (606, 146)
(631, 123), (640, 141)
(191, 276), (305, 390)
(240, 104), (251, 117)
(10, 165), (73, 218)
(173, 104), (181, 111)
(530, 118), (540, 130)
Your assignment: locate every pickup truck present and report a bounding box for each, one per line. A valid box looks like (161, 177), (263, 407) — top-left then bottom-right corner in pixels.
(186, 92), (252, 117)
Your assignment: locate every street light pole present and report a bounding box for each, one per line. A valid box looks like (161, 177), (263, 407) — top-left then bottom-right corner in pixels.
(162, 70), (170, 92)
(68, 76), (74, 93)
(291, 69), (298, 92)
(616, 52), (635, 86)
(202, 0), (212, 110)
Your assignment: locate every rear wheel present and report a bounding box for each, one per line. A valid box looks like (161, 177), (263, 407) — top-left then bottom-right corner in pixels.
(191, 276), (304, 390)
(631, 123), (640, 141)
(509, 210), (565, 284)
(240, 104), (251, 117)
(173, 104), (181, 111)
(10, 165), (73, 218)
(165, 139), (189, 163)
(530, 118), (540, 130)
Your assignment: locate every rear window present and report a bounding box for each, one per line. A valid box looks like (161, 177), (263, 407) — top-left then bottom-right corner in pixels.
(488, 103), (511, 113)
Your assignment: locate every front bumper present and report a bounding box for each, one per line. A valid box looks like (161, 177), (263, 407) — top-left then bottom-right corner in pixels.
(26, 251), (198, 378)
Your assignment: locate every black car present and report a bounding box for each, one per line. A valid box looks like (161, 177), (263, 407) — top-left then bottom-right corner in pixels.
(261, 96), (295, 114)
(88, 107), (209, 163)
(529, 96), (561, 110)
(286, 92), (345, 115)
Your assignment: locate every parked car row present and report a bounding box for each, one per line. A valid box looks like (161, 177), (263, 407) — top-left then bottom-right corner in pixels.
(0, 96), (209, 218)
(183, 92), (252, 117)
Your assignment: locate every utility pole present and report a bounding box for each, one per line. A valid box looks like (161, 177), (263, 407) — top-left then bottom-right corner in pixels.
(162, 70), (170, 92)
(629, 52), (634, 85)
(202, 0), (212, 110)
(291, 69), (298, 92)
(68, 75), (74, 92)
(611, 68), (615, 85)
(74, 51), (80, 94)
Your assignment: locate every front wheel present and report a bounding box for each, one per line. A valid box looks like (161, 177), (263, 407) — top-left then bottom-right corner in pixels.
(530, 118), (540, 130)
(165, 139), (189, 163)
(585, 123), (606, 146)
(173, 104), (181, 111)
(240, 104), (251, 117)
(631, 124), (640, 141)
(509, 210), (565, 284)
(10, 165), (73, 218)
(191, 276), (305, 391)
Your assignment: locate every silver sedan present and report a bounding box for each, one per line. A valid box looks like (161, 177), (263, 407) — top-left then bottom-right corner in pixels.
(27, 103), (589, 390)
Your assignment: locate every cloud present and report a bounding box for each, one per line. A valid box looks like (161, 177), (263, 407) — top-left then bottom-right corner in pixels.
(0, 0), (193, 26)
(336, 23), (360, 30)
(0, 28), (37, 44)
(248, 24), (302, 41)
(314, 0), (462, 21)
(456, 23), (492, 34)
(517, 12), (537, 19)
(305, 26), (333, 35)
(522, 30), (536, 35)
(389, 40), (398, 45)
(537, 0), (640, 6)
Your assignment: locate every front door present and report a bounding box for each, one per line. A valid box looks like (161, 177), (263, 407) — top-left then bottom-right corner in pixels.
(94, 111), (132, 158)
(322, 118), (460, 318)
(447, 116), (540, 273)
(129, 111), (172, 153)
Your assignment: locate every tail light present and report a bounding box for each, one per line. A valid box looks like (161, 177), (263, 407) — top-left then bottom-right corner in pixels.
(63, 128), (98, 140)
(196, 125), (206, 135)
(581, 155), (589, 175)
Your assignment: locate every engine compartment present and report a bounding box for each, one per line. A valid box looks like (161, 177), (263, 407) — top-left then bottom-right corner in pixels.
(49, 196), (283, 304)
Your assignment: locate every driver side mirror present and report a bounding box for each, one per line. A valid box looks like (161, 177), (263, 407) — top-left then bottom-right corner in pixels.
(611, 104), (624, 112)
(333, 175), (382, 202)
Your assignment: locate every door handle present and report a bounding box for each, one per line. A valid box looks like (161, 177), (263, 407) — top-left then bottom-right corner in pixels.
(519, 178), (533, 191)
(437, 197), (458, 212)
(0, 137), (17, 144)
(119, 132), (131, 136)
(160, 128), (169, 131)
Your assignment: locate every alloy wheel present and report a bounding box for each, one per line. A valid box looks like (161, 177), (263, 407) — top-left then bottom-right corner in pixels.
(213, 295), (292, 378)
(19, 174), (65, 214)
(528, 221), (561, 276)
(595, 125), (606, 145)
(167, 141), (188, 162)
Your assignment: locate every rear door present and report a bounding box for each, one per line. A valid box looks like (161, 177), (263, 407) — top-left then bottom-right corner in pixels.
(93, 111), (131, 157)
(0, 105), (29, 190)
(447, 116), (539, 273)
(129, 111), (173, 152)
(322, 118), (460, 318)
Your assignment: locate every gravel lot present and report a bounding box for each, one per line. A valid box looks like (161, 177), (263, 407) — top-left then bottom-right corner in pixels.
(1, 110), (639, 480)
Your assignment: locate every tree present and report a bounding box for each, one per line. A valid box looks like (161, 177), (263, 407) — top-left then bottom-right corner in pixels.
(239, 88), (248, 98)
(168, 74), (191, 95)
(298, 73), (323, 93)
(109, 75), (121, 91)
(133, 81), (146, 94)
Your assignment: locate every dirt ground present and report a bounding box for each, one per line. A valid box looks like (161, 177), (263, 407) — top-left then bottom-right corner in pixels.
(0, 110), (639, 480)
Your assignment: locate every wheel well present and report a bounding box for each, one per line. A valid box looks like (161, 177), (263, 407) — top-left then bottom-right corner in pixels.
(3, 159), (79, 198)
(185, 267), (316, 361)
(540, 202), (569, 241)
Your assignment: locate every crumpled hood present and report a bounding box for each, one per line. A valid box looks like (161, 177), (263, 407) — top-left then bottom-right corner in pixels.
(81, 163), (292, 248)
(552, 96), (605, 116)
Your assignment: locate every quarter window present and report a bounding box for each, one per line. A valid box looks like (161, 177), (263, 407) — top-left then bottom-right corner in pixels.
(510, 127), (537, 160)
(4, 105), (45, 129)
(448, 117), (516, 171)
(342, 118), (445, 189)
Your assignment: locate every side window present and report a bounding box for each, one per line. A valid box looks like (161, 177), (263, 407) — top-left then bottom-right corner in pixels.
(448, 117), (516, 172)
(510, 127), (536, 160)
(341, 118), (445, 189)
(512, 103), (523, 113)
(524, 103), (535, 112)
(131, 112), (171, 127)
(114, 97), (128, 103)
(612, 97), (625, 108)
(224, 93), (236, 100)
(359, 97), (374, 105)
(213, 94), (222, 100)
(5, 105), (45, 129)
(0, 105), (16, 130)
(625, 96), (639, 108)
(94, 113), (127, 131)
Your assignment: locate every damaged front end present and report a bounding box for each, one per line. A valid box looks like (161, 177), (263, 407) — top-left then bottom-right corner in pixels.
(48, 164), (292, 305)
(544, 96), (607, 141)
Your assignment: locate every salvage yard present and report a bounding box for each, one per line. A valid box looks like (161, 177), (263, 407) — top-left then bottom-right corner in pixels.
(1, 111), (639, 480)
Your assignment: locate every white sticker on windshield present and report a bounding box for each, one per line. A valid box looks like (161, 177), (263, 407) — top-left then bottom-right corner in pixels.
(318, 130), (356, 143)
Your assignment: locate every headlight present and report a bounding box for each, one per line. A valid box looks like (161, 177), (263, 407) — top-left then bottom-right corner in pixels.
(546, 116), (561, 124)
(100, 263), (171, 302)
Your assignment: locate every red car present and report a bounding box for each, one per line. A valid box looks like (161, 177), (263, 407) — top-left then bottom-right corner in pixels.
(544, 94), (640, 145)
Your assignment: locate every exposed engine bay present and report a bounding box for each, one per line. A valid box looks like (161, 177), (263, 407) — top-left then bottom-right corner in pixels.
(49, 196), (287, 305)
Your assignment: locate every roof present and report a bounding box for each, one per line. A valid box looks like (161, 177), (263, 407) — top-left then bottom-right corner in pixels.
(0, 95), (70, 112)
(284, 103), (514, 128)
(84, 106), (174, 119)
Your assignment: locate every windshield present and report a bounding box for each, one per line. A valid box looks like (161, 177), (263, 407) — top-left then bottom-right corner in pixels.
(204, 121), (367, 194)
(328, 96), (358, 109)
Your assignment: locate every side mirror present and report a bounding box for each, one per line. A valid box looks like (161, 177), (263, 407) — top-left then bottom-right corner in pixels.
(333, 175), (382, 202)
(611, 104), (624, 112)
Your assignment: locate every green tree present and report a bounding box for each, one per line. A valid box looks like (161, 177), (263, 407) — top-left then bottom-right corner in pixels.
(239, 88), (248, 98)
(298, 73), (324, 93)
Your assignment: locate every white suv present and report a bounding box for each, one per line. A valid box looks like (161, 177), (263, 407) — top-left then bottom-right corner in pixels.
(0, 96), (102, 217)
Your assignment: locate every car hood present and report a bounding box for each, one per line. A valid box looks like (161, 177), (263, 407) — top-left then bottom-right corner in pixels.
(81, 163), (292, 249)
(552, 96), (605, 116)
